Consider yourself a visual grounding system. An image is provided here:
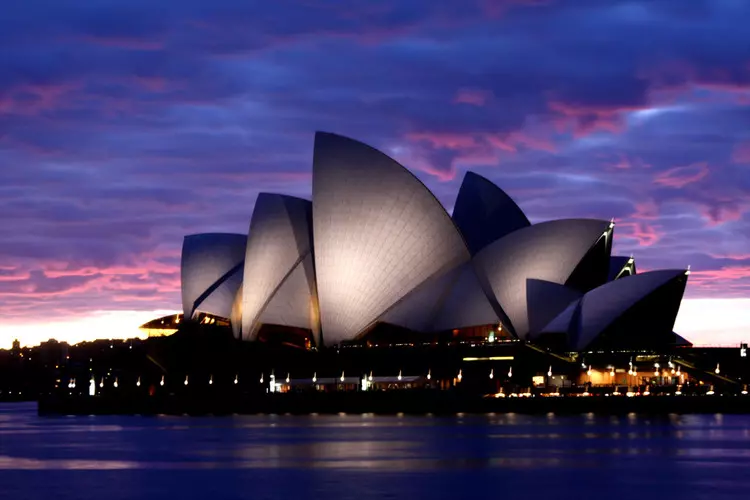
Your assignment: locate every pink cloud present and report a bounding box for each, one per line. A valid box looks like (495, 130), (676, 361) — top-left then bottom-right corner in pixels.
(731, 141), (750, 164)
(453, 88), (493, 106)
(604, 154), (650, 170)
(0, 267), (30, 282)
(0, 246), (181, 304)
(642, 59), (750, 105)
(0, 82), (81, 116)
(406, 132), (479, 150)
(617, 221), (662, 247)
(653, 162), (709, 188)
(547, 100), (643, 137)
(485, 131), (557, 153)
(708, 253), (750, 261)
(131, 76), (171, 92)
(688, 266), (750, 286)
(612, 154), (633, 170)
(635, 201), (659, 220)
(407, 130), (556, 154)
(403, 129), (557, 180)
(699, 202), (746, 226)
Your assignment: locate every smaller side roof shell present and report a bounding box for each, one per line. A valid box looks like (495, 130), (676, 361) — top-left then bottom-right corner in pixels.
(573, 269), (688, 350)
(452, 171), (530, 255)
(193, 263), (244, 319)
(525, 279), (582, 338)
(181, 233), (246, 319)
(473, 218), (611, 340)
(539, 299), (581, 336)
(608, 255), (637, 281)
(240, 193), (314, 341)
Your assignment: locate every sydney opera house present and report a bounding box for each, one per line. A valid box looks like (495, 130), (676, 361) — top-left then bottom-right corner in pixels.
(32, 131), (750, 417)
(179, 132), (690, 355)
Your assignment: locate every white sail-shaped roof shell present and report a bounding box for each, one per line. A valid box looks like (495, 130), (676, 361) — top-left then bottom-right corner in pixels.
(180, 233), (246, 319)
(473, 219), (611, 340)
(312, 132), (471, 345)
(573, 269), (688, 350)
(239, 193), (315, 341)
(375, 265), (461, 333)
(525, 279), (582, 338)
(539, 299), (580, 336)
(432, 262), (500, 331)
(194, 265), (244, 319)
(452, 171), (530, 255)
(257, 253), (320, 334)
(376, 262), (500, 333)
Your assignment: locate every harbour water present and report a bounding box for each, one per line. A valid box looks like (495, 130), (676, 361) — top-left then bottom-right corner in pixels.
(1, 403), (749, 499)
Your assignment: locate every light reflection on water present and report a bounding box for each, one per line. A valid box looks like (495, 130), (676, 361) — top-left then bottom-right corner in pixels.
(2, 403), (750, 500)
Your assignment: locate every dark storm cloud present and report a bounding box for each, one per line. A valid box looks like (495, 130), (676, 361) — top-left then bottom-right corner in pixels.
(1, 0), (749, 323)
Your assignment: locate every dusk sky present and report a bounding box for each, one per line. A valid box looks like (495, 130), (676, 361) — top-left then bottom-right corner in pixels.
(1, 0), (749, 347)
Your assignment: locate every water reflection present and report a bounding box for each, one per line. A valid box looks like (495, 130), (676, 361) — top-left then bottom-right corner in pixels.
(2, 403), (750, 499)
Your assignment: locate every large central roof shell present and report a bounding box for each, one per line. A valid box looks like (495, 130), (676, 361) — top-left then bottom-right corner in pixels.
(312, 132), (471, 345)
(473, 219), (611, 340)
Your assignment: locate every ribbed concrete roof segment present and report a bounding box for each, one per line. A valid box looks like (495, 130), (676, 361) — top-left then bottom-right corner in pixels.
(432, 262), (500, 331)
(193, 263), (244, 320)
(539, 299), (581, 336)
(258, 253), (320, 340)
(573, 269), (688, 350)
(376, 264), (464, 332)
(473, 219), (611, 340)
(312, 132), (471, 345)
(239, 193), (315, 341)
(452, 171), (530, 255)
(180, 233), (246, 319)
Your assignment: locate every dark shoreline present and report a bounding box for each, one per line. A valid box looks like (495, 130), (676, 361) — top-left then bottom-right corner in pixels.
(37, 391), (750, 416)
